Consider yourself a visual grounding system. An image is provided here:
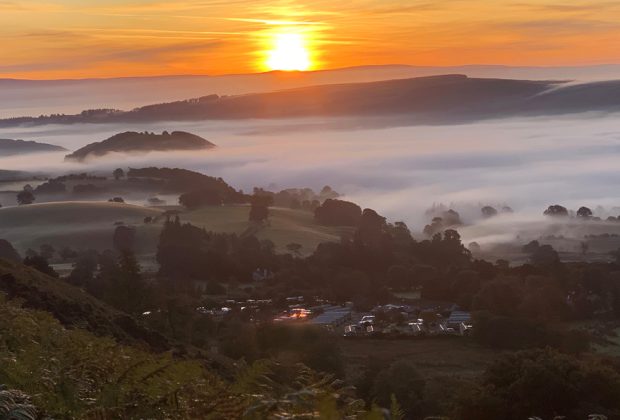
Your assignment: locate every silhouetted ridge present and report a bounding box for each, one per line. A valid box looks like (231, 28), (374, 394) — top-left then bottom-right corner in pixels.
(4, 75), (620, 127)
(65, 130), (215, 161)
(0, 138), (66, 155)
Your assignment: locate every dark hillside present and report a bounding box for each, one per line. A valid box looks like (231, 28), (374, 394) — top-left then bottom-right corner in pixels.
(0, 138), (66, 155)
(65, 131), (215, 161)
(0, 258), (169, 351)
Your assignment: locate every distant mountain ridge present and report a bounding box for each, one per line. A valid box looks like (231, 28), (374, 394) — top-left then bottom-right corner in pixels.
(65, 131), (216, 161)
(3, 75), (620, 128)
(0, 138), (66, 155)
(2, 63), (620, 119)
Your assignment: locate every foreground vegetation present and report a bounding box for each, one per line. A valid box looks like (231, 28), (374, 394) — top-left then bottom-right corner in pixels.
(0, 291), (408, 419)
(3, 167), (620, 418)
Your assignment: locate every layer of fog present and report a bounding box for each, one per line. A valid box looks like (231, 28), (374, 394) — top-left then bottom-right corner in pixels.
(2, 113), (620, 247)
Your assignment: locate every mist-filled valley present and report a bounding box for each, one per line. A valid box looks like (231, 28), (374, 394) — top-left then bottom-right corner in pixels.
(6, 1), (620, 417)
(4, 69), (620, 419)
(3, 112), (620, 259)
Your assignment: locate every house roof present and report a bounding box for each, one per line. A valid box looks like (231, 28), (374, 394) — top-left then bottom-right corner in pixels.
(447, 311), (471, 324)
(309, 309), (351, 325)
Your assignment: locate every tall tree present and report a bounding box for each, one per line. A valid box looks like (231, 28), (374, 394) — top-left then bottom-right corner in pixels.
(249, 194), (273, 223)
(543, 204), (568, 217)
(16, 189), (35, 205)
(113, 168), (125, 180)
(577, 206), (593, 219)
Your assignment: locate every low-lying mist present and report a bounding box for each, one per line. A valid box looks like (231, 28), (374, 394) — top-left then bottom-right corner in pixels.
(2, 113), (620, 246)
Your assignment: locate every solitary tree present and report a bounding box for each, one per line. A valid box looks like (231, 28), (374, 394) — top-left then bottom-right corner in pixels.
(543, 204), (568, 217)
(113, 168), (125, 180)
(16, 189), (35, 205)
(577, 206), (593, 219)
(481, 206), (498, 218)
(249, 194), (273, 223)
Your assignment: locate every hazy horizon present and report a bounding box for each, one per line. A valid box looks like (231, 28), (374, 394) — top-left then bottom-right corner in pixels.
(3, 63), (620, 119)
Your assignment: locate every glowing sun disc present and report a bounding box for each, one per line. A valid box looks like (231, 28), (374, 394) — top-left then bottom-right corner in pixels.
(266, 33), (311, 71)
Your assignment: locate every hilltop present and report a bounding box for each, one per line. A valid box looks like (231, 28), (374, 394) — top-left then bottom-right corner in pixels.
(0, 138), (66, 155)
(64, 130), (216, 161)
(2, 64), (620, 119)
(4, 74), (620, 128)
(1, 75), (558, 127)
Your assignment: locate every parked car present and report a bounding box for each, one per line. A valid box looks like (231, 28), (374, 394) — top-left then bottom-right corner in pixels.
(359, 315), (375, 326)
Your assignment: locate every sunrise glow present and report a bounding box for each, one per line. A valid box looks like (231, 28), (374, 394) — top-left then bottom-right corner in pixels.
(2, 1), (619, 79)
(266, 33), (312, 71)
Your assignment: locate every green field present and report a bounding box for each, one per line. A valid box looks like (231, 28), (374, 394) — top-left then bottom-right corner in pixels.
(184, 206), (352, 255)
(0, 201), (349, 257)
(0, 201), (162, 254)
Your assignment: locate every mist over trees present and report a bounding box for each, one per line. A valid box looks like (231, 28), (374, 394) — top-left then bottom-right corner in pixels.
(5, 167), (620, 418)
(113, 168), (125, 180)
(544, 204), (569, 217)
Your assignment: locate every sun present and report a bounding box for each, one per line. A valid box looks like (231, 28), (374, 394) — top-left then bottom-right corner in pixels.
(266, 33), (311, 71)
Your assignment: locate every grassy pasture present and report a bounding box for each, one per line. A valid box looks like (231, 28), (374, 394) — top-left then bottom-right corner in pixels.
(0, 202), (350, 257)
(0, 201), (162, 254)
(184, 206), (352, 255)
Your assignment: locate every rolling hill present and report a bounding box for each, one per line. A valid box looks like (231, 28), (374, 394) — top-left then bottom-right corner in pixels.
(4, 74), (620, 128)
(0, 201), (163, 254)
(2, 64), (619, 119)
(0, 258), (169, 350)
(0, 138), (66, 155)
(0, 201), (350, 258)
(183, 205), (353, 254)
(65, 131), (216, 161)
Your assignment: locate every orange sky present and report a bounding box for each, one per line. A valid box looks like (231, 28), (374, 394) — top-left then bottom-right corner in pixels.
(1, 0), (619, 79)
